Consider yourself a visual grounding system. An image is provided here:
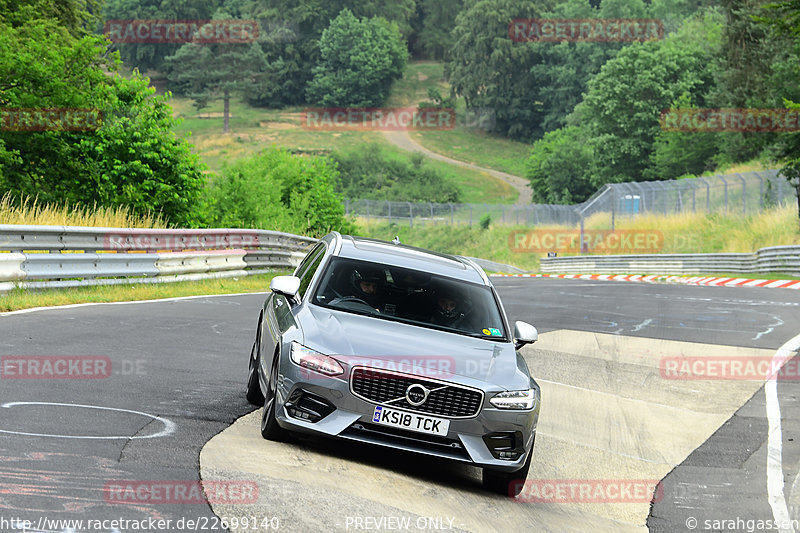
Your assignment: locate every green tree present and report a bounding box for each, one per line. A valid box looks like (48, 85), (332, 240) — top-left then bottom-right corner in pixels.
(232, 0), (415, 107)
(576, 15), (719, 186)
(205, 147), (355, 236)
(528, 0), (641, 134)
(447, 0), (544, 140)
(0, 8), (206, 226)
(415, 0), (464, 59)
(710, 0), (800, 163)
(649, 94), (719, 179)
(526, 126), (594, 203)
(165, 13), (268, 133)
(102, 0), (219, 72)
(332, 144), (461, 202)
(757, 0), (800, 222)
(306, 9), (408, 107)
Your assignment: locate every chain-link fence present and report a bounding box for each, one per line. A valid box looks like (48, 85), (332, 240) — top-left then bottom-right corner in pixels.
(345, 169), (793, 227)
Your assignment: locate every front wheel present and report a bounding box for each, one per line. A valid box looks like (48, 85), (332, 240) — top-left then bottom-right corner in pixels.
(482, 439), (534, 497)
(260, 355), (288, 441)
(246, 340), (265, 405)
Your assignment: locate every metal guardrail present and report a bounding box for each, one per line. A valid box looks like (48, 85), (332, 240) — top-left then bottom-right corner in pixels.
(540, 245), (800, 276)
(0, 225), (317, 292)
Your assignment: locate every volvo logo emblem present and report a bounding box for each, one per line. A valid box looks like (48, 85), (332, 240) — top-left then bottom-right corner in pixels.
(406, 384), (429, 406)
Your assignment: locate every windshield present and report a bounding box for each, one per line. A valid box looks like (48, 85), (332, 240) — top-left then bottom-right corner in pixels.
(312, 257), (507, 340)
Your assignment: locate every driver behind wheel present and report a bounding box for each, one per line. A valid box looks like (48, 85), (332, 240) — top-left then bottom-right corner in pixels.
(430, 284), (468, 328)
(351, 267), (386, 312)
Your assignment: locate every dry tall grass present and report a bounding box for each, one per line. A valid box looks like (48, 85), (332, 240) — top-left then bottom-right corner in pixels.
(0, 193), (168, 228)
(584, 205), (800, 253)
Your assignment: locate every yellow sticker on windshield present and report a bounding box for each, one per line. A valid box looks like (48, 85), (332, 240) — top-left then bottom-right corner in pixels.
(482, 328), (492, 336)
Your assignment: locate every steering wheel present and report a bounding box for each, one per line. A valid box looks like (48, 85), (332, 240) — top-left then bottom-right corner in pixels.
(330, 296), (380, 312)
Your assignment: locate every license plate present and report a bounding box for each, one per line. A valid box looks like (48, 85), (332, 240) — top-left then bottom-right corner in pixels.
(371, 406), (450, 437)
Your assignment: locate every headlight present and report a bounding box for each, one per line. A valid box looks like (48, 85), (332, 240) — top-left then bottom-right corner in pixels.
(490, 388), (538, 410)
(290, 342), (344, 377)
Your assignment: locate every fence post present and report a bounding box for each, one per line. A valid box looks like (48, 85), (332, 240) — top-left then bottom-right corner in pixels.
(719, 175), (728, 212)
(611, 187), (616, 231)
(579, 214), (585, 254)
(407, 202), (413, 228)
(449, 203), (454, 225)
(469, 205), (473, 226)
(735, 173), (746, 215)
(698, 178), (710, 211)
(755, 171), (765, 208)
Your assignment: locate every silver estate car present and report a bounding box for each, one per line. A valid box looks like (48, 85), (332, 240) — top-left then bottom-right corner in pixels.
(246, 232), (540, 496)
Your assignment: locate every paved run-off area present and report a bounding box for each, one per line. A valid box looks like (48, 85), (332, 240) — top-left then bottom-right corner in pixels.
(202, 329), (777, 532)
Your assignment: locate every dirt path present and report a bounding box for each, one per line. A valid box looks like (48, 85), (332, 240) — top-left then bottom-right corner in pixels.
(382, 130), (533, 205)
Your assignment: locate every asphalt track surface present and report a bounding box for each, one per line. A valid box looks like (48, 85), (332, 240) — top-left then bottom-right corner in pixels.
(1, 278), (799, 532)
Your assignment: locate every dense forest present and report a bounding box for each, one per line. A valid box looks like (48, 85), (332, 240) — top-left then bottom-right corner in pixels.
(1, 0), (799, 230)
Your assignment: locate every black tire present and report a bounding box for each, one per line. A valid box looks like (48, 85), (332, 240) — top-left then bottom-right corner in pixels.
(482, 440), (534, 497)
(260, 355), (288, 441)
(245, 340), (265, 405)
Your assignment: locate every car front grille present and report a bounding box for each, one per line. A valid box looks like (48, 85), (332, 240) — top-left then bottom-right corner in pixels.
(350, 366), (483, 418)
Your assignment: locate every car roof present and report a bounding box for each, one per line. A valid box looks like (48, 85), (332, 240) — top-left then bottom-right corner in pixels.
(331, 234), (489, 285)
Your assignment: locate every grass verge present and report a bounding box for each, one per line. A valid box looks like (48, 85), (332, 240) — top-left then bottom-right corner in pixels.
(410, 129), (531, 178)
(0, 273), (288, 312)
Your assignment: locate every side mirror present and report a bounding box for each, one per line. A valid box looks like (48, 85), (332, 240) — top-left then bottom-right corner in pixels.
(514, 321), (538, 350)
(270, 276), (301, 300)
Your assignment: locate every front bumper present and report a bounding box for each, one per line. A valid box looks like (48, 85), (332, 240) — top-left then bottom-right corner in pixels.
(273, 357), (539, 472)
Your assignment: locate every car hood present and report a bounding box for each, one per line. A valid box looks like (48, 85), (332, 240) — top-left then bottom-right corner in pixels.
(295, 304), (531, 389)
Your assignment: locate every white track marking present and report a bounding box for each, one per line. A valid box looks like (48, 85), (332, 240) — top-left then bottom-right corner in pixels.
(0, 402), (176, 439)
(766, 333), (800, 532)
(0, 291), (268, 317)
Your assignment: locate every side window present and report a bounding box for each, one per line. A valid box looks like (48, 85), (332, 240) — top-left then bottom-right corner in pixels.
(297, 247), (325, 299)
(294, 243), (324, 278)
